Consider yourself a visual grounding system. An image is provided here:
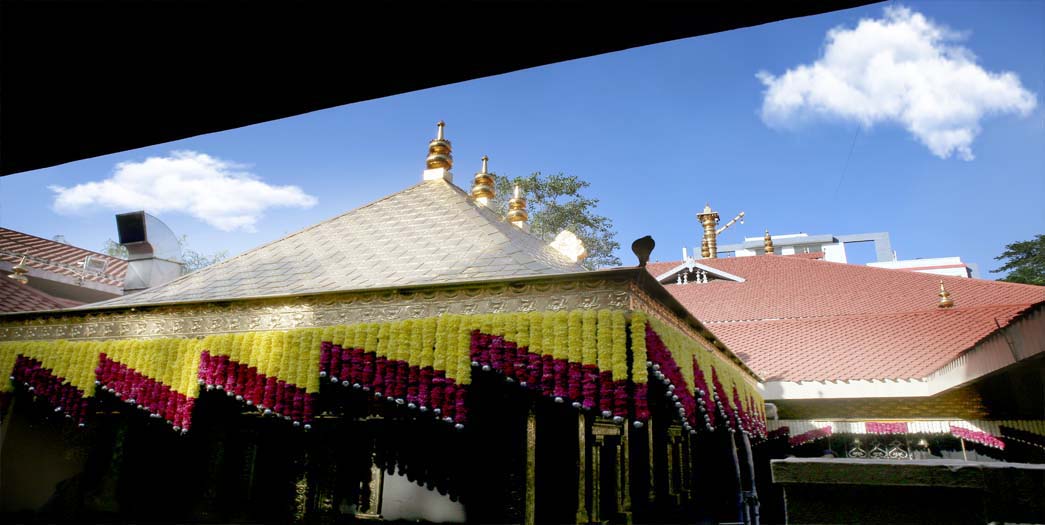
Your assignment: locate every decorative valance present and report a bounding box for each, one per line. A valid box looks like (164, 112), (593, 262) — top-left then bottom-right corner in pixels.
(2, 309), (765, 438)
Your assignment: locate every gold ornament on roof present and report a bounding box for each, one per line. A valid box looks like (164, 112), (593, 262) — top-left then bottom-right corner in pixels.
(426, 121), (453, 170)
(507, 185), (528, 229)
(938, 280), (954, 308)
(471, 155), (496, 203)
(700, 238), (710, 259)
(764, 229), (774, 254)
(696, 201), (743, 259)
(8, 256), (29, 285)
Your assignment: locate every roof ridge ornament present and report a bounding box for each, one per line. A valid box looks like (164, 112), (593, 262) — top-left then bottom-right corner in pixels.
(471, 155), (496, 206)
(8, 255), (29, 284)
(423, 121), (453, 182)
(506, 185), (529, 231)
(696, 201), (743, 258)
(938, 280), (954, 308)
(764, 229), (774, 254)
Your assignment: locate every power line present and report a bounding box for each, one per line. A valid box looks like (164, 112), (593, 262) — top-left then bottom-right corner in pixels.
(832, 126), (861, 200)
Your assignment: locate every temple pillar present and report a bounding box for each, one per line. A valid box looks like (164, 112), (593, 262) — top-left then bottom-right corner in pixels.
(525, 404), (537, 525)
(666, 424), (682, 506)
(617, 420), (632, 524)
(739, 432), (760, 525)
(724, 429), (746, 525)
(355, 462), (384, 519)
(646, 415), (656, 503)
(576, 412), (589, 524)
(356, 422), (384, 520)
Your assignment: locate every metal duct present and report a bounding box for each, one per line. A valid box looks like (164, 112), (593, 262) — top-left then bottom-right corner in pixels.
(115, 211), (184, 293)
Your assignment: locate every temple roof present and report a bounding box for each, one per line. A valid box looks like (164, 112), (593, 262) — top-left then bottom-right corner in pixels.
(88, 179), (585, 308)
(647, 255), (1045, 382)
(1, 227), (127, 288)
(0, 272), (82, 312)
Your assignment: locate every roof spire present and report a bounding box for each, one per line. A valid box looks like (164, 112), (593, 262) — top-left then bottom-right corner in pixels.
(423, 121), (453, 181)
(764, 229), (775, 254)
(507, 185), (529, 232)
(700, 238), (710, 258)
(938, 280), (954, 308)
(471, 155), (496, 206)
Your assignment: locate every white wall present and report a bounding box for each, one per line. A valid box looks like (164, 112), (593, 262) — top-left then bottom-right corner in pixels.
(381, 471), (466, 523)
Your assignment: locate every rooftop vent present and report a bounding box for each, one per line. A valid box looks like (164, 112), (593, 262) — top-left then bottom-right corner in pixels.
(115, 211), (184, 293)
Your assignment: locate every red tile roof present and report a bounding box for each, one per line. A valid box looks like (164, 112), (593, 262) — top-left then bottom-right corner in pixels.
(0, 272), (82, 312)
(647, 255), (1045, 381)
(0, 228), (126, 287)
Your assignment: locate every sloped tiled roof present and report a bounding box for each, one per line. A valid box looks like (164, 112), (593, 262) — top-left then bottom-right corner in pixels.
(0, 272), (83, 312)
(91, 179), (585, 308)
(0, 228), (127, 287)
(647, 255), (1045, 381)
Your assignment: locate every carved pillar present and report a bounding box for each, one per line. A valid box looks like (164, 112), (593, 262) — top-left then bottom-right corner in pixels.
(525, 404), (537, 525)
(356, 461), (384, 519)
(680, 431), (691, 501)
(643, 416), (652, 501)
(591, 419), (624, 524)
(647, 415), (656, 503)
(725, 430), (746, 525)
(740, 432), (760, 525)
(293, 468), (309, 523)
(666, 424), (682, 506)
(576, 412), (589, 524)
(591, 433), (603, 524)
(618, 421), (632, 524)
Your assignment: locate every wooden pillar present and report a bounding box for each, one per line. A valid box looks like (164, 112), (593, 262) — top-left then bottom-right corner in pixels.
(577, 412), (589, 524)
(618, 421), (632, 524)
(740, 432), (760, 525)
(525, 404), (537, 525)
(647, 415), (656, 503)
(356, 423), (384, 521)
(666, 424), (682, 506)
(725, 430), (747, 525)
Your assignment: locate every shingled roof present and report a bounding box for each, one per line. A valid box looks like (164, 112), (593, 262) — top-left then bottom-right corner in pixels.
(0, 273), (82, 312)
(0, 227), (127, 287)
(647, 255), (1045, 382)
(89, 179), (585, 308)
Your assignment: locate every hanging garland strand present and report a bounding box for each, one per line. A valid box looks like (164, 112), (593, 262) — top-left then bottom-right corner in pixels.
(1, 309), (765, 436)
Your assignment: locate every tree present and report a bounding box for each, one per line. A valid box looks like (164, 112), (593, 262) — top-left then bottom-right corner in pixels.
(991, 234), (1045, 285)
(492, 172), (620, 269)
(101, 236), (228, 274)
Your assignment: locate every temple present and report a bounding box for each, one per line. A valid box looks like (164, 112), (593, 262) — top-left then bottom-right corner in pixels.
(0, 124), (766, 524)
(649, 221), (1045, 463)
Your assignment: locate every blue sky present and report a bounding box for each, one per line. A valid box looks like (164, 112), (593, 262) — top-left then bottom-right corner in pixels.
(2, 1), (1042, 277)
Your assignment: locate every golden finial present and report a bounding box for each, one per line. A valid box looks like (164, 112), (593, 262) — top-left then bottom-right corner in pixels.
(938, 280), (954, 308)
(507, 185), (529, 230)
(764, 229), (775, 254)
(425, 121), (453, 170)
(700, 238), (710, 258)
(8, 256), (29, 285)
(471, 155), (496, 204)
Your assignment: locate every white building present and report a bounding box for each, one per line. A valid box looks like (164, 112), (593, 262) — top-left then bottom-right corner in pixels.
(717, 231), (976, 278)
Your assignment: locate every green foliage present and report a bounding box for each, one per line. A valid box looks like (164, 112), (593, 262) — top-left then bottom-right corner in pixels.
(991, 234), (1045, 285)
(492, 172), (620, 269)
(101, 236), (228, 274)
(101, 238), (129, 259)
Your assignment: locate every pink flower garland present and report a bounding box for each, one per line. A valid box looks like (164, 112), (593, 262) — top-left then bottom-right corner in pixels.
(97, 354), (195, 432)
(11, 354), (90, 426)
(789, 426), (832, 447)
(950, 425), (1005, 450)
(865, 422), (909, 434)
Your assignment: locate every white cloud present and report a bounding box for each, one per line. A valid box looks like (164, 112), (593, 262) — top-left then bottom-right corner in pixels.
(50, 151), (317, 231)
(757, 5), (1037, 160)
